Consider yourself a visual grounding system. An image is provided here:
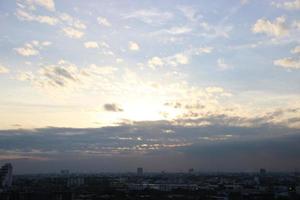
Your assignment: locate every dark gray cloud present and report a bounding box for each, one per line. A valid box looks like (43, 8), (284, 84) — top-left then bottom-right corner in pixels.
(103, 103), (123, 112)
(0, 121), (300, 173)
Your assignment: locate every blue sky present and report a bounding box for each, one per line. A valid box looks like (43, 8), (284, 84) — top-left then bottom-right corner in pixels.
(0, 0), (300, 173)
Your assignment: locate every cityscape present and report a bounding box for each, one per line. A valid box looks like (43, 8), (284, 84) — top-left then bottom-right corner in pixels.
(1, 0), (300, 199)
(1, 163), (300, 199)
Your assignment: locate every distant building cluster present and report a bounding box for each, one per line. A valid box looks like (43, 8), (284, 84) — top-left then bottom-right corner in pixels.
(1, 166), (300, 200)
(0, 163), (13, 190)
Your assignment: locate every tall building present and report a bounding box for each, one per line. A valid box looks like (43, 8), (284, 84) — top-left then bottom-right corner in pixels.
(137, 167), (143, 176)
(0, 163), (13, 189)
(260, 168), (266, 176)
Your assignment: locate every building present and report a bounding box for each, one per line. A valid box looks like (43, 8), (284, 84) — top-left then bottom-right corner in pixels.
(260, 168), (266, 176)
(0, 163), (13, 189)
(137, 167), (143, 176)
(188, 168), (194, 173)
(60, 169), (70, 176)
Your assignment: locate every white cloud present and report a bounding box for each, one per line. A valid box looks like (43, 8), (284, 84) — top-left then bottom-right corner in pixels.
(217, 58), (232, 70)
(192, 47), (214, 54)
(128, 41), (140, 51)
(16, 9), (58, 25)
(205, 87), (224, 93)
(147, 47), (212, 69)
(198, 22), (233, 38)
(59, 13), (86, 29)
(272, 0), (300, 10)
(173, 54), (189, 65)
(165, 26), (192, 35)
(274, 57), (300, 69)
(148, 57), (164, 69)
(116, 58), (123, 63)
(84, 41), (99, 49)
(147, 53), (189, 69)
(17, 60), (118, 90)
(25, 0), (55, 11)
(177, 6), (202, 22)
(62, 27), (84, 39)
(15, 40), (51, 57)
(97, 17), (111, 27)
(252, 16), (289, 37)
(124, 9), (173, 25)
(0, 66), (9, 74)
(291, 46), (300, 54)
(15, 47), (39, 57)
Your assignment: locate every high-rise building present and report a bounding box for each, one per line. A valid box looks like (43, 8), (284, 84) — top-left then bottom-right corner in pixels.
(0, 163), (13, 188)
(260, 168), (266, 176)
(137, 167), (143, 176)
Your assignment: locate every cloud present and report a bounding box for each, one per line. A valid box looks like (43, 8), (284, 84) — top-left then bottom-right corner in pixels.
(148, 57), (164, 69)
(16, 9), (58, 25)
(123, 9), (173, 25)
(84, 41), (99, 49)
(217, 58), (232, 70)
(17, 61), (118, 89)
(291, 46), (300, 54)
(177, 6), (202, 22)
(0, 65), (9, 74)
(128, 41), (140, 51)
(147, 47), (212, 69)
(0, 121), (299, 172)
(164, 26), (192, 35)
(97, 16), (111, 27)
(103, 103), (123, 112)
(205, 87), (225, 94)
(147, 53), (189, 69)
(15, 40), (51, 57)
(22, 0), (55, 11)
(274, 57), (300, 69)
(252, 16), (289, 37)
(62, 27), (84, 39)
(59, 13), (86, 29)
(272, 0), (300, 10)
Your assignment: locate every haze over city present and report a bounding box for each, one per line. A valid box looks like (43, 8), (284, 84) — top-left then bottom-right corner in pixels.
(0, 0), (300, 174)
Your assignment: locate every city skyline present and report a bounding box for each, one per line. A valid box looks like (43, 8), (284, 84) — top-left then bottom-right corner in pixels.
(0, 0), (300, 173)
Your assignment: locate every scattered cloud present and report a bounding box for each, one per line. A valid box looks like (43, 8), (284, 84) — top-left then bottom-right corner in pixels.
(291, 46), (300, 54)
(147, 47), (213, 69)
(205, 86), (225, 94)
(148, 57), (164, 69)
(217, 58), (232, 70)
(97, 16), (111, 27)
(103, 103), (123, 112)
(164, 26), (192, 35)
(252, 16), (289, 37)
(15, 40), (51, 57)
(0, 65), (9, 74)
(123, 9), (173, 25)
(17, 60), (118, 89)
(84, 41), (99, 49)
(22, 0), (55, 11)
(15, 9), (58, 25)
(128, 41), (140, 51)
(177, 6), (202, 22)
(272, 0), (300, 10)
(59, 13), (86, 29)
(274, 57), (300, 69)
(62, 27), (84, 39)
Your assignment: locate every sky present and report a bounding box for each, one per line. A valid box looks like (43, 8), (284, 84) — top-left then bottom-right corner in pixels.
(0, 0), (300, 173)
